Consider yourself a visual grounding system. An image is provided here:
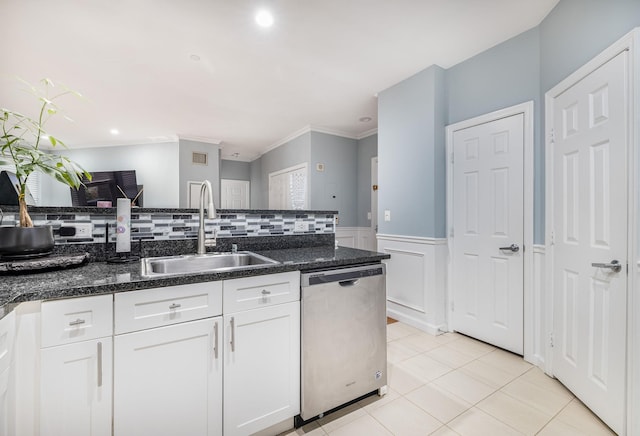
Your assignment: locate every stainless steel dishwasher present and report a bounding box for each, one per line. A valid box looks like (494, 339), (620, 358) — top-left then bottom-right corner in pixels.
(299, 263), (387, 422)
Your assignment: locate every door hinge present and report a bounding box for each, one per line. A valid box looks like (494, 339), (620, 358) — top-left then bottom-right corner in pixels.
(450, 301), (455, 312)
(550, 128), (556, 144)
(450, 153), (454, 164)
(549, 333), (554, 348)
(450, 228), (454, 238)
(550, 231), (555, 245)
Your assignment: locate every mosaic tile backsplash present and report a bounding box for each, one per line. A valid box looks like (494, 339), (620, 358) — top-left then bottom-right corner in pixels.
(0, 211), (336, 244)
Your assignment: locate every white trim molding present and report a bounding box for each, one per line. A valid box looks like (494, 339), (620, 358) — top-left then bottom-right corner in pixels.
(377, 234), (448, 335)
(445, 101), (535, 362)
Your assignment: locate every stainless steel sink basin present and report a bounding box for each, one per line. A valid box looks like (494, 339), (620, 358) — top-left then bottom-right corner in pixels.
(141, 251), (280, 277)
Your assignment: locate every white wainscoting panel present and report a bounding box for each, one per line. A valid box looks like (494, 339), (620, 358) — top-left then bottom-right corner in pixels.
(335, 227), (376, 251)
(377, 234), (448, 335)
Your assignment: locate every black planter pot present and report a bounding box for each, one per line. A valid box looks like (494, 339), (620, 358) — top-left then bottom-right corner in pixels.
(0, 225), (55, 258)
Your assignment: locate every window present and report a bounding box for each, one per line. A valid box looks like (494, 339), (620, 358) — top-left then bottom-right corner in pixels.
(0, 164), (41, 205)
(268, 163), (308, 210)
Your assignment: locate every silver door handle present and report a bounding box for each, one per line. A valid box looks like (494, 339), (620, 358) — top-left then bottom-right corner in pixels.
(169, 303), (181, 310)
(230, 317), (235, 352)
(213, 321), (219, 359)
(591, 260), (622, 273)
(97, 341), (103, 387)
(499, 244), (520, 253)
(261, 289), (271, 295)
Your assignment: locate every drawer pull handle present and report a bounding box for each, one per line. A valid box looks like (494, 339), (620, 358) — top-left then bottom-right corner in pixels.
(261, 289), (271, 295)
(169, 303), (181, 310)
(213, 321), (219, 359)
(97, 342), (103, 387)
(230, 317), (235, 352)
(69, 318), (86, 326)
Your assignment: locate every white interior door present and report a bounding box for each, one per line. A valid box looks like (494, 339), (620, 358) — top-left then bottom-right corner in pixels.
(451, 114), (524, 354)
(550, 50), (628, 435)
(221, 179), (249, 209)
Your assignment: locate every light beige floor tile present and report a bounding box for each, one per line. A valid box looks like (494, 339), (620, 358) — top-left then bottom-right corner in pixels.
(518, 367), (573, 399)
(432, 332), (464, 345)
(387, 322), (423, 341)
(459, 359), (520, 389)
(477, 349), (532, 377)
(426, 345), (478, 368)
(396, 352), (453, 383)
(448, 408), (523, 436)
(358, 388), (401, 413)
(316, 402), (366, 433)
(397, 332), (444, 352)
(536, 418), (593, 436)
(445, 336), (496, 358)
(387, 362), (427, 395)
(387, 339), (424, 363)
(550, 398), (616, 435)
(405, 383), (472, 423)
(429, 425), (461, 435)
(278, 421), (327, 435)
(476, 390), (552, 435)
(369, 397), (443, 436)
(500, 373), (573, 416)
(325, 414), (392, 436)
(432, 369), (497, 404)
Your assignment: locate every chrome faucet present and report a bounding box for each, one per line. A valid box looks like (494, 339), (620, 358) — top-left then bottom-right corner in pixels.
(197, 180), (217, 255)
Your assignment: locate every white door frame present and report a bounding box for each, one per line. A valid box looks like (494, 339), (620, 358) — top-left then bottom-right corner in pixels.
(545, 28), (639, 435)
(446, 101), (535, 361)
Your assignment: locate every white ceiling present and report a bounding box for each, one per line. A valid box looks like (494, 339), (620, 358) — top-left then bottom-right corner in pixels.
(1, 0), (559, 161)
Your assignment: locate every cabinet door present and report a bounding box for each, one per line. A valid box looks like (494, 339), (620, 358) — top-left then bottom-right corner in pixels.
(114, 317), (222, 436)
(224, 302), (300, 436)
(40, 337), (112, 436)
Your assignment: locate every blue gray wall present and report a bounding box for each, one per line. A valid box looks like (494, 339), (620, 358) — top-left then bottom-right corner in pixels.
(220, 160), (251, 181)
(378, 0), (640, 243)
(178, 139), (220, 208)
(309, 132), (358, 226)
(378, 65), (447, 238)
(357, 134), (377, 227)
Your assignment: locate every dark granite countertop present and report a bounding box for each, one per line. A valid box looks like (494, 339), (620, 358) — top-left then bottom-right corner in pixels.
(0, 246), (389, 318)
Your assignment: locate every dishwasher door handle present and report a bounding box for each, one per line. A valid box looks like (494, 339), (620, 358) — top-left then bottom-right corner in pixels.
(339, 279), (359, 287)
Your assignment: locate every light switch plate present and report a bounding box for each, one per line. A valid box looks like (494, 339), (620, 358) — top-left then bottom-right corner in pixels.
(384, 210), (391, 222)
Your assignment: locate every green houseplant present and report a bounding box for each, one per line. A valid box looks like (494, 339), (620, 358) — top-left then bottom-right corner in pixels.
(0, 78), (91, 256)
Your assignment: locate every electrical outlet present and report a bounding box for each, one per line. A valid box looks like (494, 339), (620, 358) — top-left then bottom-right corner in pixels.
(294, 221), (307, 232)
(73, 223), (93, 238)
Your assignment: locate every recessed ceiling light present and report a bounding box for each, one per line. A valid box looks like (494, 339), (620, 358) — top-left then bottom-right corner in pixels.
(190, 54), (201, 61)
(255, 9), (274, 27)
(110, 129), (119, 135)
(359, 116), (373, 123)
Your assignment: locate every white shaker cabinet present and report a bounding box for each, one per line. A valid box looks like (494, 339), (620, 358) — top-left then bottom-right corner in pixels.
(223, 272), (300, 436)
(113, 317), (223, 436)
(40, 295), (113, 436)
(113, 282), (223, 436)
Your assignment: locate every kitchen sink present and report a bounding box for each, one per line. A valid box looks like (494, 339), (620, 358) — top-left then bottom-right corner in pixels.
(141, 251), (280, 277)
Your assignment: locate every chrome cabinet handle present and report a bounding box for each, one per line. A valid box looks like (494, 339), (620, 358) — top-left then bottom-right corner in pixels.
(591, 260), (622, 273)
(169, 303), (181, 310)
(97, 342), (103, 387)
(261, 289), (271, 295)
(213, 321), (219, 359)
(230, 317), (235, 352)
(69, 318), (86, 326)
(499, 244), (520, 253)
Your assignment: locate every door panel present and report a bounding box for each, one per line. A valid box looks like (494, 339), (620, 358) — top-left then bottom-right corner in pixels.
(551, 50), (627, 434)
(452, 113), (525, 354)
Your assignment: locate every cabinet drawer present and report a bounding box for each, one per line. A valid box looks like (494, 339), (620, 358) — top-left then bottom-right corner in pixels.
(41, 295), (113, 348)
(223, 271), (300, 313)
(115, 282), (222, 334)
